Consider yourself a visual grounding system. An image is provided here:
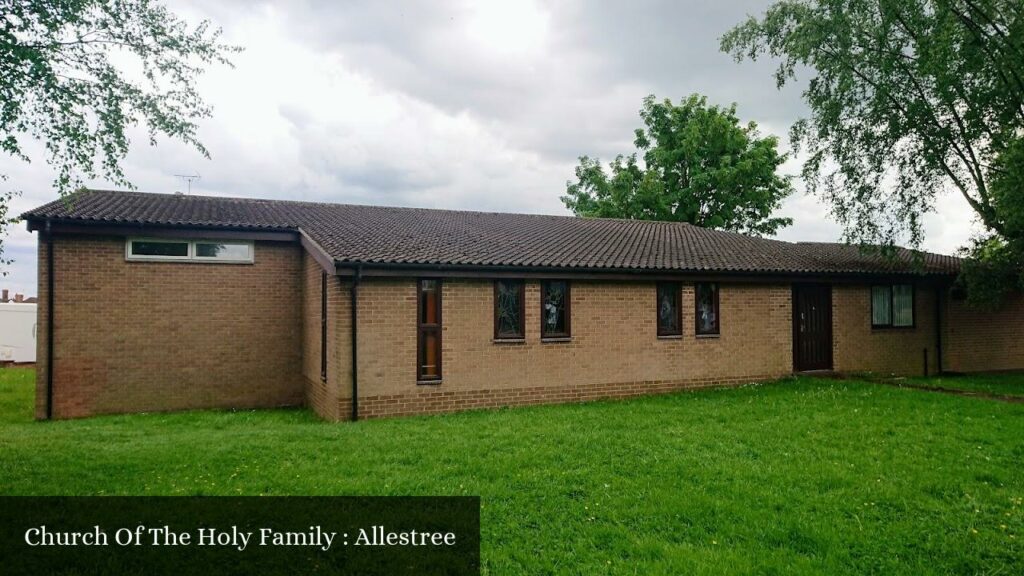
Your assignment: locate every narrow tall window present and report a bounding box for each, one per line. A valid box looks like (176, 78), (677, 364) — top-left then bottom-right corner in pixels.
(872, 284), (914, 328)
(417, 279), (442, 382)
(695, 282), (720, 335)
(657, 283), (682, 337)
(541, 281), (571, 339)
(871, 286), (891, 327)
(892, 285), (914, 327)
(494, 280), (525, 340)
(320, 271), (327, 382)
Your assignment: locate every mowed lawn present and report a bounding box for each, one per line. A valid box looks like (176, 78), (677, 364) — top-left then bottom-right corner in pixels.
(906, 372), (1024, 398)
(1, 367), (1023, 574)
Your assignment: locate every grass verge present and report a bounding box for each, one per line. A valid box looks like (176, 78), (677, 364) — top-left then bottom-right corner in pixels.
(2, 367), (1023, 574)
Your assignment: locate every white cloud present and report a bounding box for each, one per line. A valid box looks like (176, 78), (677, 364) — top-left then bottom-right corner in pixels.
(0, 0), (980, 297)
(463, 1), (551, 58)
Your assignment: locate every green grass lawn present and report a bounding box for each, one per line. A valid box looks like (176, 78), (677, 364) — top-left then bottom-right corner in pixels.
(2, 367), (1023, 574)
(904, 372), (1024, 398)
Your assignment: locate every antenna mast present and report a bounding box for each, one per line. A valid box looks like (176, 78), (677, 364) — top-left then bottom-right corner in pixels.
(173, 174), (201, 194)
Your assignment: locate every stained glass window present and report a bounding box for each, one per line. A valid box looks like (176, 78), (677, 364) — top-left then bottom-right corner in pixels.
(695, 282), (719, 335)
(417, 280), (442, 381)
(657, 283), (681, 336)
(541, 281), (570, 338)
(494, 280), (525, 339)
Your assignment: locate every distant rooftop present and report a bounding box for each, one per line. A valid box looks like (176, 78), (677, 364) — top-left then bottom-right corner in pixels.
(22, 189), (960, 276)
(0, 289), (36, 304)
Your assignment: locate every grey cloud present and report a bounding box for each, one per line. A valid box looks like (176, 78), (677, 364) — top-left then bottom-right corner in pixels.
(0, 0), (976, 295)
(233, 0), (808, 161)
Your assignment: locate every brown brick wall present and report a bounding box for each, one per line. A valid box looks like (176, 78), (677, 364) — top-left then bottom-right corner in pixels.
(944, 292), (1024, 373)
(301, 252), (352, 420)
(357, 376), (774, 419)
(39, 233), (1022, 423)
(337, 279), (794, 420)
(832, 284), (941, 376)
(36, 234), (304, 419)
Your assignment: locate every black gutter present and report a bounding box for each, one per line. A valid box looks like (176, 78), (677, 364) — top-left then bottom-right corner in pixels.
(330, 260), (960, 283)
(22, 216), (298, 236)
(350, 265), (362, 421)
(44, 220), (54, 420)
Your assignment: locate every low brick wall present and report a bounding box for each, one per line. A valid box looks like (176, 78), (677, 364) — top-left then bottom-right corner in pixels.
(357, 376), (779, 419)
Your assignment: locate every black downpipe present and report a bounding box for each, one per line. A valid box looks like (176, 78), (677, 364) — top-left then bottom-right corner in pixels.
(351, 265), (362, 421)
(45, 220), (54, 420)
(934, 286), (944, 374)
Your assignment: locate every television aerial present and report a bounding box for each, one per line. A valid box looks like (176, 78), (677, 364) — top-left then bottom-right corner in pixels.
(173, 173), (200, 194)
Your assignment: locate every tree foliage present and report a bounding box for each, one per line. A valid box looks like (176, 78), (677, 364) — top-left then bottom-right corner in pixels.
(721, 0), (1024, 303)
(0, 0), (238, 263)
(563, 95), (793, 236)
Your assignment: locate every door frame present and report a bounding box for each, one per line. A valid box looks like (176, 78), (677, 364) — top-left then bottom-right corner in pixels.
(792, 283), (834, 372)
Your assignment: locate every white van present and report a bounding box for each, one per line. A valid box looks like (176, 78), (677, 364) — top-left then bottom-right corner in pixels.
(0, 302), (37, 363)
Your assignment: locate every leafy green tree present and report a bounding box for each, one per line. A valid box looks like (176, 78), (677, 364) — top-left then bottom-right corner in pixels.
(562, 94), (794, 236)
(0, 0), (238, 263)
(721, 0), (1024, 304)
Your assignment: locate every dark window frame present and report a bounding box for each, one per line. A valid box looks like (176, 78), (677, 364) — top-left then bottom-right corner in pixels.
(493, 279), (526, 341)
(656, 282), (683, 337)
(127, 238), (189, 259)
(416, 279), (443, 383)
(540, 280), (572, 340)
(320, 271), (327, 382)
(694, 282), (720, 336)
(871, 283), (916, 329)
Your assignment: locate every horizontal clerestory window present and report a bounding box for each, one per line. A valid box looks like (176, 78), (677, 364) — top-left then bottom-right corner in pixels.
(126, 238), (254, 263)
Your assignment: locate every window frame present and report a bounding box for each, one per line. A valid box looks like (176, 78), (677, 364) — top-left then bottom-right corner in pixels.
(193, 241), (254, 263)
(125, 238), (254, 264)
(540, 280), (572, 340)
(124, 238), (190, 261)
(871, 283), (916, 329)
(493, 279), (526, 341)
(656, 282), (683, 338)
(416, 279), (443, 383)
(694, 282), (721, 336)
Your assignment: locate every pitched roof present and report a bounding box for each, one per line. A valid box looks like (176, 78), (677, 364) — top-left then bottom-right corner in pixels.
(22, 189), (960, 276)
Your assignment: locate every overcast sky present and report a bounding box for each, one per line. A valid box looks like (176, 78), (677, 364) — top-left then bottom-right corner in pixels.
(0, 0), (982, 296)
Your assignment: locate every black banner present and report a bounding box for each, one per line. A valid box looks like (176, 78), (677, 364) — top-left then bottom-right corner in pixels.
(0, 496), (480, 575)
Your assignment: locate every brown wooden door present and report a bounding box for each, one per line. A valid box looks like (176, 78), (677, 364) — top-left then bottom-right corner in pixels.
(793, 284), (833, 371)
